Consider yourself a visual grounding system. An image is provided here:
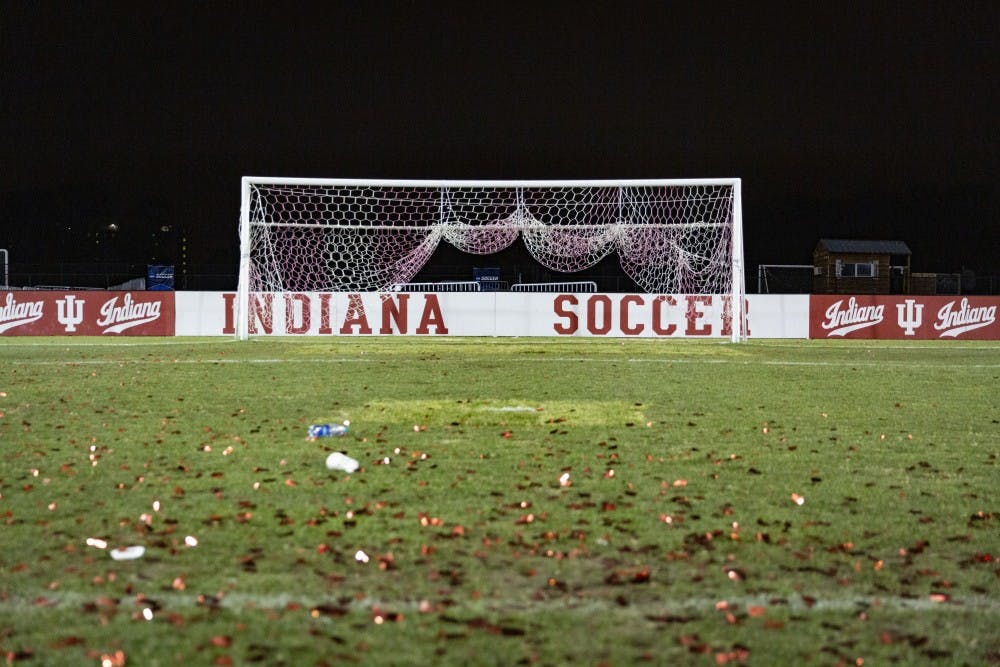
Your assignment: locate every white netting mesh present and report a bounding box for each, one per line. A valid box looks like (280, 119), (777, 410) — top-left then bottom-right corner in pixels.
(440, 188), (520, 254)
(244, 181), (737, 294)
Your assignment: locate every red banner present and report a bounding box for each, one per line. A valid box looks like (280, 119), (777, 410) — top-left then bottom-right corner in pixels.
(0, 291), (175, 336)
(810, 295), (1000, 340)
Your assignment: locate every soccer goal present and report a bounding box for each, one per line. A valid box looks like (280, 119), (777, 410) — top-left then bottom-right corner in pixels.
(237, 178), (745, 340)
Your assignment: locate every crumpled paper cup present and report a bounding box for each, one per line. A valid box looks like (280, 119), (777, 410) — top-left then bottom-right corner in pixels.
(325, 452), (359, 473)
(110, 545), (146, 561)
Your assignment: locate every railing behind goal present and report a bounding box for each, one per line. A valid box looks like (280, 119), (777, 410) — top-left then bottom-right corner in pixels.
(511, 281), (598, 293)
(389, 281), (482, 292)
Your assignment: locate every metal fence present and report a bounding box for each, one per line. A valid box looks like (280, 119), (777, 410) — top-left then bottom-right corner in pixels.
(511, 281), (598, 293)
(389, 281), (484, 292)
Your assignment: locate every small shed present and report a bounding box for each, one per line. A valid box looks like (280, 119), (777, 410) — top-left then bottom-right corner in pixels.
(813, 239), (911, 294)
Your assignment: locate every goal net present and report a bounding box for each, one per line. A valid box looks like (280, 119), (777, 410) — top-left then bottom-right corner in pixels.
(237, 178), (744, 338)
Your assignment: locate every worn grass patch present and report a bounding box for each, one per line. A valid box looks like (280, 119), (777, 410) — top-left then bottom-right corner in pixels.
(1, 337), (998, 665)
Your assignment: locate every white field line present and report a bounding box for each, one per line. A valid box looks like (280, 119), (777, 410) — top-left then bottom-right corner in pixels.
(632, 359), (1000, 369)
(0, 338), (243, 347)
(2, 338), (999, 351)
(2, 590), (997, 616)
(747, 341), (1000, 351)
(5, 357), (1000, 369)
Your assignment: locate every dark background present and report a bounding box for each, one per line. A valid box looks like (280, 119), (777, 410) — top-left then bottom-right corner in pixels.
(3, 2), (997, 290)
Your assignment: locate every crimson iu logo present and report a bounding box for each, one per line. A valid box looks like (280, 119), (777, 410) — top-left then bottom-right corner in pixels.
(895, 299), (924, 336)
(56, 295), (86, 332)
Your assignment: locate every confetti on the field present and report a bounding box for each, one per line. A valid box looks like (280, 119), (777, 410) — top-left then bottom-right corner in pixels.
(100, 650), (126, 667)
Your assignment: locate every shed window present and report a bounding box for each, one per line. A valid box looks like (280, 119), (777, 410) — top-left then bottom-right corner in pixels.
(836, 261), (877, 278)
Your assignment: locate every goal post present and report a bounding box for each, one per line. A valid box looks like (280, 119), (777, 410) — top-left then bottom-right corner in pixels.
(237, 177), (745, 341)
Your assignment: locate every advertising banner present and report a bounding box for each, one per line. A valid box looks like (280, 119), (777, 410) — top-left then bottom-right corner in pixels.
(473, 267), (502, 292)
(147, 265), (175, 291)
(0, 291), (175, 336)
(6, 290), (995, 339)
(176, 291), (761, 338)
(809, 295), (999, 340)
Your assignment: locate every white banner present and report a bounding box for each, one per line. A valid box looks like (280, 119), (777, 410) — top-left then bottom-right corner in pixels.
(175, 292), (809, 338)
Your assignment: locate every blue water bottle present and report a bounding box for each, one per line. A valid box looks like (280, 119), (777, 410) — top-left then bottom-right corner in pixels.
(308, 421), (349, 438)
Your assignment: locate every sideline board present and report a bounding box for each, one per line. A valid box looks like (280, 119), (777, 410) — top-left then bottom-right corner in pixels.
(0, 291), (174, 335)
(174, 292), (806, 339)
(810, 295), (999, 340)
(2, 291), (997, 339)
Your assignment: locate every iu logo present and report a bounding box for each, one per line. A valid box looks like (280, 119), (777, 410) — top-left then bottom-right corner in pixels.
(896, 299), (924, 336)
(56, 295), (86, 332)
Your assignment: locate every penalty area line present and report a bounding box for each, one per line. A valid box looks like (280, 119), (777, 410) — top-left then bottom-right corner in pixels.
(3, 591), (998, 616)
(6, 356), (1000, 369)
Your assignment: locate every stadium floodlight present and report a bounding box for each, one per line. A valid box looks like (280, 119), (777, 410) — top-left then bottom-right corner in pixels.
(236, 178), (745, 341)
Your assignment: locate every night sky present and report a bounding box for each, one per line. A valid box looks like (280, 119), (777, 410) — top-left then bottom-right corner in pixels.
(3, 2), (998, 287)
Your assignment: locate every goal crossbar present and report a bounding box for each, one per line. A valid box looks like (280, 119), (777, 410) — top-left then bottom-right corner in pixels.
(241, 177), (740, 188)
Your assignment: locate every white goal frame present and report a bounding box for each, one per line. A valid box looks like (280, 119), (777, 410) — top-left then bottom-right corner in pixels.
(237, 177), (745, 341)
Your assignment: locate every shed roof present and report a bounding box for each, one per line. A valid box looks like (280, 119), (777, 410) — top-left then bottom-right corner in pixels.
(816, 239), (911, 255)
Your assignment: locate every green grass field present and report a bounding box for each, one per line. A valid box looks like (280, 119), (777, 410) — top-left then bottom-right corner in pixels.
(1, 337), (997, 666)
